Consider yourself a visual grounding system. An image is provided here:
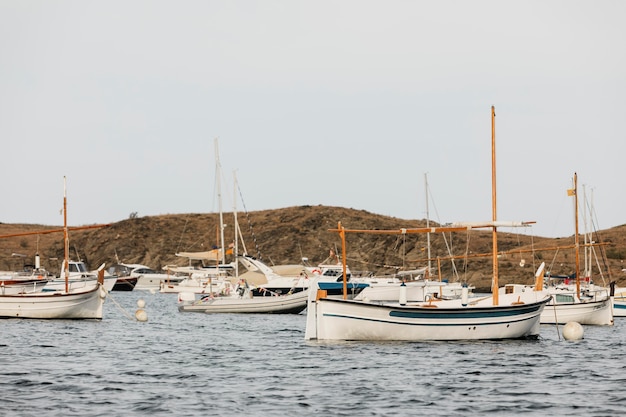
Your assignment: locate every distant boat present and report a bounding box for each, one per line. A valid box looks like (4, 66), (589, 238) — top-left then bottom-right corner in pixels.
(43, 260), (117, 293)
(115, 264), (184, 291)
(177, 278), (308, 314)
(529, 174), (614, 326)
(159, 268), (233, 295)
(305, 107), (552, 341)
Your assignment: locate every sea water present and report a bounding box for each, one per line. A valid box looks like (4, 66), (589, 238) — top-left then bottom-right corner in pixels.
(1, 291), (625, 417)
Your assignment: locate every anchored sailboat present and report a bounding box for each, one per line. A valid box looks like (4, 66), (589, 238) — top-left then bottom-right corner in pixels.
(305, 106), (552, 341)
(0, 177), (107, 319)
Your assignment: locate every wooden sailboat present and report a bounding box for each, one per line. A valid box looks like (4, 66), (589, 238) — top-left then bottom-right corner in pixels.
(0, 177), (107, 319)
(304, 106), (552, 341)
(535, 173), (614, 325)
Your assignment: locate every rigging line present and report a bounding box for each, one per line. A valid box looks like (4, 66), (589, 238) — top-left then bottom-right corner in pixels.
(426, 188), (461, 281)
(547, 248), (559, 274)
(175, 215), (191, 254)
(343, 256), (400, 271)
(528, 229), (537, 272)
(236, 180), (263, 260)
(588, 200), (613, 283)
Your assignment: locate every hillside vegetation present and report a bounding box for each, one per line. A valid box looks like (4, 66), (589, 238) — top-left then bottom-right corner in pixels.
(2, 205), (625, 291)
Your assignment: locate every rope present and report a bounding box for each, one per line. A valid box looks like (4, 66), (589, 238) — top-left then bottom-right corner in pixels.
(106, 292), (136, 321)
(551, 300), (561, 341)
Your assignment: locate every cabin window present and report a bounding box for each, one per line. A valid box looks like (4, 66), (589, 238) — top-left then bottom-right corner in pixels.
(555, 294), (574, 303)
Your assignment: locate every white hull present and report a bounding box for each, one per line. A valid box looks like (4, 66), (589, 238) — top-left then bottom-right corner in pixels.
(305, 287), (551, 341)
(541, 297), (614, 325)
(613, 288), (626, 317)
(0, 284), (107, 319)
(160, 277), (233, 294)
(178, 290), (309, 314)
(614, 299), (626, 317)
(135, 275), (184, 291)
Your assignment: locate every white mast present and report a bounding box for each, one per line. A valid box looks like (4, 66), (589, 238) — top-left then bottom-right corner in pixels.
(233, 170), (239, 278)
(214, 138), (226, 264)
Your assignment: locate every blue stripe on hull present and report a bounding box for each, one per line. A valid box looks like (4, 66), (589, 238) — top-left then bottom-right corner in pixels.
(389, 304), (542, 320)
(321, 312), (540, 328)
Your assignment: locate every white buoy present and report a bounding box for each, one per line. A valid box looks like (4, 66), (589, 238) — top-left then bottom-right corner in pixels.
(399, 282), (407, 305)
(135, 299), (148, 322)
(562, 321), (584, 340)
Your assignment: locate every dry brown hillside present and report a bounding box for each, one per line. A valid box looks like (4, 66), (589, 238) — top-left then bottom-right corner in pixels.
(2, 205), (625, 291)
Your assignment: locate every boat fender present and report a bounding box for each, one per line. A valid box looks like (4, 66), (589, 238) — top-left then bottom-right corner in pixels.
(461, 284), (469, 306)
(99, 285), (107, 299)
(399, 282), (407, 306)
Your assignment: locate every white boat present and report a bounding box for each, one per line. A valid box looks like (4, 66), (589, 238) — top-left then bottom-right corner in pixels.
(501, 281), (613, 325)
(305, 106), (552, 341)
(0, 283), (107, 319)
(306, 283), (549, 341)
(0, 177), (107, 319)
(0, 277), (49, 295)
(159, 272), (234, 295)
(177, 279), (308, 314)
(240, 254), (371, 298)
(526, 174), (614, 326)
(43, 260), (117, 293)
(127, 264), (184, 291)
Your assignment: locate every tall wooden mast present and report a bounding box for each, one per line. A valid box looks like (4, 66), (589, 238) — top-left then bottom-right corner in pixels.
(491, 106), (499, 305)
(63, 176), (70, 293)
(573, 172), (581, 299)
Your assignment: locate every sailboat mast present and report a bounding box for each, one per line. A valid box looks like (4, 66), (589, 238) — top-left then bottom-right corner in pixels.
(491, 106), (499, 305)
(424, 173), (432, 277)
(63, 176), (69, 293)
(215, 138), (226, 264)
(233, 171), (239, 278)
(573, 172), (581, 299)
(339, 222), (348, 300)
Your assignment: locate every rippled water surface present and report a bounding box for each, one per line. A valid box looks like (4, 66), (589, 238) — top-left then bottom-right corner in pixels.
(1, 292), (625, 416)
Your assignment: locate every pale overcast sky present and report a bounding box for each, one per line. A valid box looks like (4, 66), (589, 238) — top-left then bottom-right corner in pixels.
(1, 1), (624, 238)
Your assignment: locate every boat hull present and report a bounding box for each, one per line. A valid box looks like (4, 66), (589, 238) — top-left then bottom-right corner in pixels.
(541, 297), (614, 325)
(112, 277), (138, 291)
(613, 289), (626, 317)
(305, 291), (551, 341)
(178, 291), (308, 314)
(0, 284), (107, 319)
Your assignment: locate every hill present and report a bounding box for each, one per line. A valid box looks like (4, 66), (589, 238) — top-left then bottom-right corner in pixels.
(2, 205), (625, 291)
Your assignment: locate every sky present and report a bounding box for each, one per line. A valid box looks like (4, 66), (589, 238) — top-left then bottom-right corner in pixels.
(1, 1), (625, 239)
